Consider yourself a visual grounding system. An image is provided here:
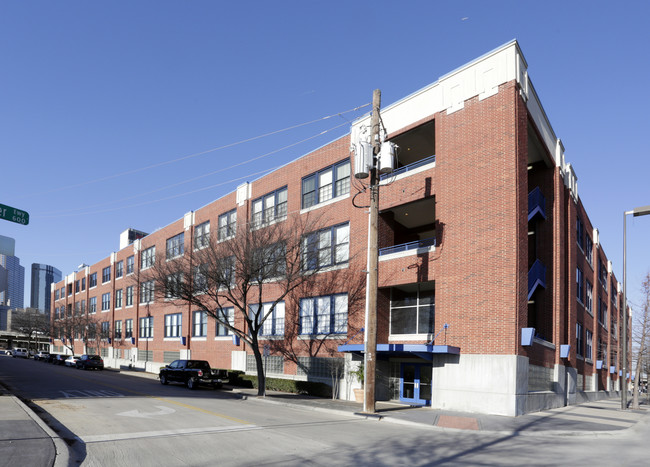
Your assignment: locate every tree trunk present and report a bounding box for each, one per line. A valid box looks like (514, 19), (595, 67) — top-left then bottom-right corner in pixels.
(633, 354), (642, 409)
(251, 340), (266, 397)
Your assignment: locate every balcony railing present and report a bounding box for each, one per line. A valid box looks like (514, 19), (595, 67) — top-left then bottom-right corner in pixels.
(379, 237), (436, 256)
(380, 155), (436, 181)
(528, 187), (546, 221)
(528, 259), (547, 300)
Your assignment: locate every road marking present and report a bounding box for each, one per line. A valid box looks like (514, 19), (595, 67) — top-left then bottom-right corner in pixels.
(78, 424), (260, 443)
(117, 406), (176, 418)
(60, 389), (125, 398)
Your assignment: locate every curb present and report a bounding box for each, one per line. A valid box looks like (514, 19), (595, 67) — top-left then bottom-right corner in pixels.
(11, 396), (71, 467)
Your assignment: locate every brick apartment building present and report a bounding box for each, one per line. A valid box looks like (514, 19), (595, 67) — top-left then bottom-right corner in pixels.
(50, 40), (629, 416)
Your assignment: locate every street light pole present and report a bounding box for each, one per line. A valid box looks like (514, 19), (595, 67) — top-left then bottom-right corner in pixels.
(622, 204), (650, 410)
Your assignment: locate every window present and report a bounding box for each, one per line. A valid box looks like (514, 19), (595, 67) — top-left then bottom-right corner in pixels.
(67, 283), (73, 295)
(299, 294), (347, 335)
(218, 210), (237, 241)
(193, 310), (208, 337)
(194, 221), (210, 249)
(576, 322), (584, 357)
(252, 187), (287, 228)
(60, 287), (65, 298)
(141, 246), (155, 270)
(126, 286), (133, 306)
(165, 273), (183, 299)
(126, 255), (134, 274)
(216, 307), (234, 336)
(166, 233), (184, 260)
(55, 289), (59, 300)
(250, 302), (285, 336)
(89, 296), (97, 313)
(585, 235), (593, 266)
(255, 243), (285, 280)
(115, 320), (122, 339)
(89, 272), (97, 288)
(80, 299), (85, 314)
(75, 280), (80, 293)
(302, 159), (351, 209)
(140, 280), (155, 304)
(585, 329), (593, 361)
(115, 289), (123, 308)
(390, 282), (435, 335)
(74, 301), (80, 315)
(115, 261), (123, 279)
(81, 277), (86, 291)
(585, 280), (593, 314)
(598, 339), (607, 362)
(598, 297), (607, 328)
(125, 319), (133, 339)
(576, 217), (585, 251)
(165, 313), (182, 338)
(101, 321), (110, 336)
(576, 267), (584, 304)
(598, 259), (607, 289)
(139, 317), (153, 338)
(101, 292), (111, 311)
(302, 223), (349, 270)
(193, 263), (208, 294)
(102, 266), (111, 284)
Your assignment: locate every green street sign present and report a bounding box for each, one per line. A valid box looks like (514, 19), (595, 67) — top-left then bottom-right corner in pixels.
(0, 203), (29, 225)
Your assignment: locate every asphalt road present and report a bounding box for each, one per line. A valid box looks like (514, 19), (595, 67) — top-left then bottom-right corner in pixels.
(1, 355), (649, 466)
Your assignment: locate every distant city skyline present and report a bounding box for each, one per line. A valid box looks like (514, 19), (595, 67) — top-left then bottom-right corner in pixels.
(31, 263), (62, 312)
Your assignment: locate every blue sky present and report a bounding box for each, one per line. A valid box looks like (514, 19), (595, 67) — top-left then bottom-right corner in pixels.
(1, 1), (649, 313)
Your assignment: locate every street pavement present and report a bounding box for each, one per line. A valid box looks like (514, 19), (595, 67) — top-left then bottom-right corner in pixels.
(1, 366), (648, 467)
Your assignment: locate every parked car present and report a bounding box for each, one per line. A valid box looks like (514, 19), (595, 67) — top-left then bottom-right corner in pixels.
(64, 356), (80, 367)
(51, 354), (67, 365)
(4, 349), (12, 356)
(159, 360), (224, 389)
(11, 348), (29, 358)
(76, 354), (104, 370)
(34, 351), (50, 361)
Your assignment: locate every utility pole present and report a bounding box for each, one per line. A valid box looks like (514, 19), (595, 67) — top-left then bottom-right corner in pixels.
(363, 89), (381, 414)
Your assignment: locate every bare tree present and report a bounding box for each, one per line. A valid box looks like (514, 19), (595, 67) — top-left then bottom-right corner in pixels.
(51, 312), (105, 355)
(11, 308), (50, 352)
(632, 272), (650, 409)
(148, 212), (352, 396)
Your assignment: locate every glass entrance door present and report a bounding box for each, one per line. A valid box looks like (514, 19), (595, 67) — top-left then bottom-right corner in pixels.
(400, 363), (432, 406)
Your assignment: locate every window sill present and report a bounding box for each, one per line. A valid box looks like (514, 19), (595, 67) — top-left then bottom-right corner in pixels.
(298, 334), (346, 340)
(101, 309), (110, 313)
(388, 333), (433, 342)
(163, 337), (182, 341)
(191, 337), (207, 341)
(257, 335), (285, 340)
(300, 192), (350, 215)
(214, 336), (232, 341)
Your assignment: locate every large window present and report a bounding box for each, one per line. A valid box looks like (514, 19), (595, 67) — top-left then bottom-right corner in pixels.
(139, 317), (153, 338)
(115, 261), (124, 279)
(194, 221), (210, 249)
(101, 292), (111, 311)
(166, 233), (184, 260)
(126, 255), (134, 274)
(115, 289), (123, 308)
(218, 209), (237, 241)
(165, 273), (184, 299)
(102, 266), (111, 284)
(576, 217), (585, 251)
(114, 320), (122, 339)
(255, 244), (285, 279)
(390, 282), (435, 335)
(598, 297), (607, 328)
(125, 319), (133, 339)
(576, 322), (584, 357)
(89, 273), (97, 288)
(598, 259), (607, 289)
(193, 310), (208, 337)
(302, 160), (351, 209)
(299, 294), (347, 335)
(141, 246), (156, 270)
(140, 280), (155, 304)
(576, 267), (584, 304)
(585, 235), (593, 266)
(165, 313), (182, 338)
(81, 277), (86, 291)
(585, 280), (593, 314)
(126, 286), (133, 306)
(101, 321), (110, 336)
(250, 302), (285, 336)
(302, 223), (349, 270)
(216, 307), (234, 336)
(89, 296), (97, 313)
(585, 329), (593, 361)
(251, 187), (287, 228)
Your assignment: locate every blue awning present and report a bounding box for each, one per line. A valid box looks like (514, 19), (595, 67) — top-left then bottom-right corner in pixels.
(338, 343), (460, 361)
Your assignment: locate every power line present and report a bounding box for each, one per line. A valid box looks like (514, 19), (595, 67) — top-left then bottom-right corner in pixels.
(20, 103), (370, 200)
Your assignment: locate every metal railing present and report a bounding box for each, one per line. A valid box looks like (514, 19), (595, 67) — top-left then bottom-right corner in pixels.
(528, 186), (546, 221)
(379, 237), (436, 256)
(380, 155), (436, 180)
(528, 259), (547, 299)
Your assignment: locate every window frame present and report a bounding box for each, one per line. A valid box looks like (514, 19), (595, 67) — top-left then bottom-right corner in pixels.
(166, 233), (185, 260)
(299, 294), (348, 336)
(101, 292), (111, 311)
(139, 316), (154, 339)
(302, 222), (350, 271)
(215, 307), (235, 336)
(164, 313), (183, 338)
(89, 273), (97, 288)
(192, 310), (208, 337)
(140, 280), (155, 304)
(141, 246), (156, 270)
(301, 159), (351, 209)
(194, 221), (210, 250)
(115, 289), (123, 308)
(250, 302), (285, 337)
(115, 260), (124, 279)
(217, 209), (237, 242)
(102, 266), (111, 284)
(126, 255), (134, 275)
(251, 186), (288, 229)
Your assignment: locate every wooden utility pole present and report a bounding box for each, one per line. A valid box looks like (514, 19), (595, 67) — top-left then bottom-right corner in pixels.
(363, 89), (381, 414)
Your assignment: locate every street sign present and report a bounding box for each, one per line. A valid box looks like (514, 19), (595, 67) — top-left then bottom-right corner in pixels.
(0, 203), (29, 225)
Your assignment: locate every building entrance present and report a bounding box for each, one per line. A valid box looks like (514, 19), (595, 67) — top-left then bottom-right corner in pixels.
(400, 362), (431, 406)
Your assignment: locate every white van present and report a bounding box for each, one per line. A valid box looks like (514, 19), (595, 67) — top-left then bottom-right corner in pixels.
(12, 348), (28, 358)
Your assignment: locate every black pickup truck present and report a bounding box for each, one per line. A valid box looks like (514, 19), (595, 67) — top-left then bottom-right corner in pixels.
(159, 359), (225, 389)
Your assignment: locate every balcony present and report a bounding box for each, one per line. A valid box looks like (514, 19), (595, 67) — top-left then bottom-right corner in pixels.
(528, 187), (546, 221)
(381, 155), (436, 181)
(528, 259), (547, 300)
(380, 237), (436, 256)
(379, 197), (436, 258)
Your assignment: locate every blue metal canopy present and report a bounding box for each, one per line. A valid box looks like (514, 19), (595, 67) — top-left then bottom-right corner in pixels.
(338, 343), (460, 361)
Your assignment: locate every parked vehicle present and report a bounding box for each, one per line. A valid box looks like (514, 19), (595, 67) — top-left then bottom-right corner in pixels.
(159, 360), (224, 389)
(5, 349), (12, 356)
(12, 348), (29, 358)
(76, 354), (104, 370)
(51, 354), (67, 365)
(64, 356), (80, 367)
(34, 351), (50, 361)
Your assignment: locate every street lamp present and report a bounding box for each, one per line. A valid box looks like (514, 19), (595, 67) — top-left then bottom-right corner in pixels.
(622, 204), (650, 410)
